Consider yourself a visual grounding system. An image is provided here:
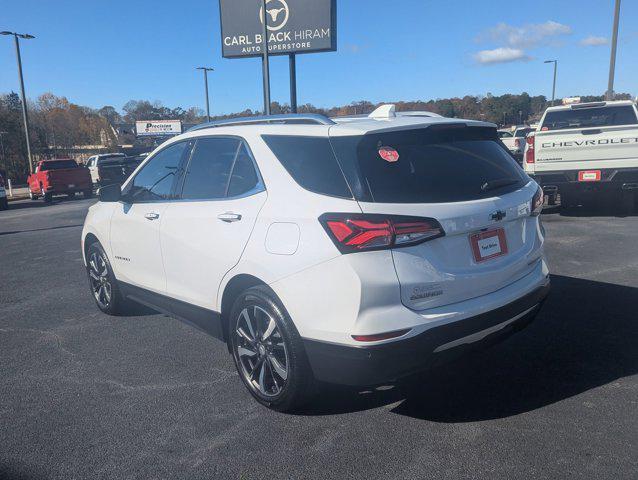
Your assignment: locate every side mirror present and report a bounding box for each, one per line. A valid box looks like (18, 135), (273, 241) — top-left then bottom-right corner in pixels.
(98, 184), (121, 202)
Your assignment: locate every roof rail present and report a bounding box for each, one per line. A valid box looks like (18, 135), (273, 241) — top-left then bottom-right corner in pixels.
(188, 113), (335, 132)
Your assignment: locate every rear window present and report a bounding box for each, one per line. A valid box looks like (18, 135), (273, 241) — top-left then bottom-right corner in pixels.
(262, 135), (352, 198)
(542, 105), (638, 131)
(331, 126), (527, 204)
(39, 160), (78, 171)
(515, 128), (533, 137)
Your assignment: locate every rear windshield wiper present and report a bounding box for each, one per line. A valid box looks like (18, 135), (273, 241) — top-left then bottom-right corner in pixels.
(481, 178), (519, 192)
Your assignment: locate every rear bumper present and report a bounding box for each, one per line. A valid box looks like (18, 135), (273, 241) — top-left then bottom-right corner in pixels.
(531, 167), (638, 196)
(303, 282), (550, 386)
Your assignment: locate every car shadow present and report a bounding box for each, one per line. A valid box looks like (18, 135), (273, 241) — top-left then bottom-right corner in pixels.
(542, 204), (637, 218)
(0, 224), (84, 236)
(296, 275), (638, 421)
(4, 196), (94, 212)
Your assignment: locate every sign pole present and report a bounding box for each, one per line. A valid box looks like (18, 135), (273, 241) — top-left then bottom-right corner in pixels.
(606, 0), (621, 101)
(261, 0), (271, 115)
(289, 54), (297, 113)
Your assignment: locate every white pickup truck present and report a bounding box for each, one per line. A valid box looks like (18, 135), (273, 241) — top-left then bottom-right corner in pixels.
(524, 100), (638, 210)
(498, 126), (533, 163)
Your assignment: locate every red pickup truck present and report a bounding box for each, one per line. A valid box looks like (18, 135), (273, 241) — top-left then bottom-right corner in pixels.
(27, 159), (93, 203)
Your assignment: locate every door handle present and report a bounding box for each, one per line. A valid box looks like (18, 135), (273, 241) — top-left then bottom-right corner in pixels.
(144, 212), (160, 221)
(217, 212), (242, 223)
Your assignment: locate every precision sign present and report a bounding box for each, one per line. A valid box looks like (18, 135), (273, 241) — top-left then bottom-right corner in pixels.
(219, 0), (336, 58)
(135, 120), (182, 137)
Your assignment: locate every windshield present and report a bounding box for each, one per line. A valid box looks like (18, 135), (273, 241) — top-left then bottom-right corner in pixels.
(542, 105), (638, 131)
(39, 160), (79, 171)
(331, 126), (527, 204)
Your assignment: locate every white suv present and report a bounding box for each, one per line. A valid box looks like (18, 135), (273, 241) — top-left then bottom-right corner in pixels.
(82, 105), (550, 411)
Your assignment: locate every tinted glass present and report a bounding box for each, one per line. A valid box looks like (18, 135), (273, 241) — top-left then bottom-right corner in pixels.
(181, 137), (240, 200)
(515, 128), (533, 137)
(332, 127), (527, 204)
(542, 106), (638, 131)
(228, 143), (259, 197)
(128, 142), (188, 201)
(262, 135), (351, 198)
(40, 160), (78, 171)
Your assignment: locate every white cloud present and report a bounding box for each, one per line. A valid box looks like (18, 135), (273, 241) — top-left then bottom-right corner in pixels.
(580, 35), (609, 46)
(473, 48), (531, 65)
(477, 20), (572, 49)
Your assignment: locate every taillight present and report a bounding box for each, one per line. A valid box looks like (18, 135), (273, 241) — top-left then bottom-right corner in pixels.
(525, 134), (535, 164)
(319, 213), (445, 253)
(531, 185), (544, 216)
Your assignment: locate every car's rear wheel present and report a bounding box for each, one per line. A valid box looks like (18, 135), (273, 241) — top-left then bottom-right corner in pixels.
(86, 241), (130, 315)
(229, 285), (314, 411)
(41, 186), (52, 204)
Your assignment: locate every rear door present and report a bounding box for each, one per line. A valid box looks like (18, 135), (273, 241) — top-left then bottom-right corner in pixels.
(332, 126), (540, 311)
(534, 103), (638, 172)
(160, 136), (266, 310)
(109, 140), (192, 293)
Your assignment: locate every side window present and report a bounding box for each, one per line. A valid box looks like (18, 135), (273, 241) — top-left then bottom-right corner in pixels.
(127, 141), (189, 202)
(228, 143), (259, 197)
(262, 135), (352, 198)
(180, 137), (240, 200)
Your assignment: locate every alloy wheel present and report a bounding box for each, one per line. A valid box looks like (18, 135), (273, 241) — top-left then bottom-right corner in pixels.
(88, 251), (112, 309)
(234, 305), (289, 397)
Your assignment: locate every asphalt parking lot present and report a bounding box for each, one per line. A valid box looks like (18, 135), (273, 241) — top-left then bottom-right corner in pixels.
(1, 197), (637, 480)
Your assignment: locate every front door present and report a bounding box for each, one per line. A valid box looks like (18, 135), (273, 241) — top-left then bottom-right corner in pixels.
(109, 140), (191, 294)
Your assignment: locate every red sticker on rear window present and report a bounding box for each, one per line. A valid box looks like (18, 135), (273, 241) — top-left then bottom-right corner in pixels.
(378, 146), (399, 162)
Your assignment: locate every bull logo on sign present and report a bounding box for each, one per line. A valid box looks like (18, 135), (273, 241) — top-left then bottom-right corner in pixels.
(260, 0), (289, 31)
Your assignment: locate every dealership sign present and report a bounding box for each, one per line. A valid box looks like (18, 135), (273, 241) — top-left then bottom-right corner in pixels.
(135, 120), (183, 137)
(219, 0), (336, 58)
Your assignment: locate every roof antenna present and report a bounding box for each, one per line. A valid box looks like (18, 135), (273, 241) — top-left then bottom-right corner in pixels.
(368, 104), (396, 119)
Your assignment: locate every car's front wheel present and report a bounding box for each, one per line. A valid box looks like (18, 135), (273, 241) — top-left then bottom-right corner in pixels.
(86, 241), (130, 315)
(229, 285), (314, 411)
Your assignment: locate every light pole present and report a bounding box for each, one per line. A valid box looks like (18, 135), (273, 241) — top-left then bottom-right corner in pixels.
(196, 67), (214, 122)
(1, 31), (35, 174)
(544, 60), (558, 106)
(606, 0), (621, 100)
(260, 0), (271, 115)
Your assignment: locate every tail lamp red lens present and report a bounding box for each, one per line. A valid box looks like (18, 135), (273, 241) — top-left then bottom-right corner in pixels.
(320, 213), (445, 253)
(352, 328), (411, 342)
(525, 134), (535, 164)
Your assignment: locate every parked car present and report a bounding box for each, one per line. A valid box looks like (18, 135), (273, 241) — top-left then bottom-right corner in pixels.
(82, 106), (550, 411)
(0, 173), (8, 210)
(86, 153), (127, 187)
(86, 154), (143, 189)
(498, 126), (533, 163)
(524, 100), (638, 209)
(28, 159), (92, 203)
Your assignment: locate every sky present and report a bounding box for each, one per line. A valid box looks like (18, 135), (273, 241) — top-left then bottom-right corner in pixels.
(1, 0), (636, 115)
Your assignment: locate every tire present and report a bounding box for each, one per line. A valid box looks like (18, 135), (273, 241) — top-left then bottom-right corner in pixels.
(67, 192), (75, 200)
(86, 241), (131, 315)
(229, 285), (315, 411)
(41, 186), (52, 204)
(83, 189), (93, 199)
(0, 198), (8, 211)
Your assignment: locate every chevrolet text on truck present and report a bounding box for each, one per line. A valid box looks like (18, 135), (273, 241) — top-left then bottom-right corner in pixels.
(524, 100), (638, 210)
